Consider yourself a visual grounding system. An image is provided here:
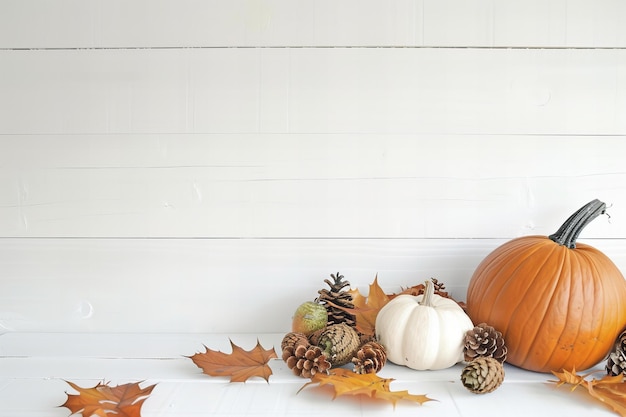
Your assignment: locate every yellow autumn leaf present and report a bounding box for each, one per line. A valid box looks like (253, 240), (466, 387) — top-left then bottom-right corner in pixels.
(551, 368), (626, 417)
(298, 368), (435, 407)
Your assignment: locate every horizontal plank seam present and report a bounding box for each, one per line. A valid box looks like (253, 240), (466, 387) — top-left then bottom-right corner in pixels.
(0, 236), (622, 241)
(2, 45), (626, 52)
(1, 133), (626, 137)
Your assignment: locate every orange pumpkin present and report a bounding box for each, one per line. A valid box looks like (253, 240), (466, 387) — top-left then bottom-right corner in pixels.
(466, 199), (626, 373)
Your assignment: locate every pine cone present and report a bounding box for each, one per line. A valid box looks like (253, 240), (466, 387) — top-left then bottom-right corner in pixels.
(310, 325), (370, 349)
(281, 332), (309, 352)
(606, 328), (626, 376)
(352, 341), (387, 374)
(316, 323), (361, 366)
(430, 278), (446, 294)
(316, 272), (356, 328)
(461, 357), (505, 394)
(463, 323), (507, 363)
(358, 332), (376, 346)
(308, 328), (324, 346)
(282, 344), (331, 378)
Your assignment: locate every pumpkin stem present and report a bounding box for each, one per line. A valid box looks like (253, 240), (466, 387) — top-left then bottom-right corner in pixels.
(548, 199), (606, 249)
(420, 279), (435, 307)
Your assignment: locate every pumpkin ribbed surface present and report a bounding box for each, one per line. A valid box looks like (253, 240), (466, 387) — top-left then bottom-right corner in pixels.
(376, 280), (474, 370)
(466, 234), (626, 373)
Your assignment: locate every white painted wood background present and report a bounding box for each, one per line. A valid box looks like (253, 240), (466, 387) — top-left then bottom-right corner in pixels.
(2, 2), (626, 417)
(1, 0), (626, 336)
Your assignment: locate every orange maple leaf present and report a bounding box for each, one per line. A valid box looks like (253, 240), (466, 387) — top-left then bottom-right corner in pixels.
(298, 367), (435, 407)
(551, 368), (626, 417)
(188, 339), (277, 382)
(61, 380), (156, 417)
(326, 275), (390, 336)
(326, 276), (466, 336)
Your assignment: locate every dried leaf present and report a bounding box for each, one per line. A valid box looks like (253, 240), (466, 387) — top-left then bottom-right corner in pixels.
(551, 368), (587, 387)
(389, 279), (467, 310)
(299, 367), (435, 407)
(551, 368), (626, 416)
(326, 275), (390, 336)
(61, 380), (156, 417)
(328, 276), (469, 336)
(388, 283), (427, 299)
(188, 339), (277, 382)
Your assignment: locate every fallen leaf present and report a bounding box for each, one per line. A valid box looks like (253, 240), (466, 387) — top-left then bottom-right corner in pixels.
(61, 380), (156, 417)
(551, 368), (626, 417)
(389, 278), (467, 310)
(388, 283), (426, 299)
(326, 275), (390, 336)
(298, 367), (435, 407)
(188, 339), (277, 382)
(327, 276), (468, 336)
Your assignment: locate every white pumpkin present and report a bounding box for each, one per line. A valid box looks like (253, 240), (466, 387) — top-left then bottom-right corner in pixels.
(375, 280), (474, 370)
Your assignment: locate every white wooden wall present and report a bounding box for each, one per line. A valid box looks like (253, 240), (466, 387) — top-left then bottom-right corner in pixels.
(1, 0), (626, 334)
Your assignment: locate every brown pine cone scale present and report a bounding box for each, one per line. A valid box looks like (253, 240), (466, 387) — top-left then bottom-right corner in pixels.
(352, 341), (387, 374)
(463, 323), (507, 363)
(461, 357), (505, 394)
(281, 332), (309, 352)
(317, 323), (361, 366)
(283, 344), (331, 378)
(607, 328), (626, 376)
(316, 272), (356, 328)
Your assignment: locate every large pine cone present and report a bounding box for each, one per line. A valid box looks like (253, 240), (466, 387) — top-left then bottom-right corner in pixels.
(282, 344), (331, 378)
(463, 323), (507, 363)
(352, 341), (387, 374)
(316, 323), (361, 366)
(461, 357), (505, 394)
(316, 272), (356, 328)
(607, 328), (626, 376)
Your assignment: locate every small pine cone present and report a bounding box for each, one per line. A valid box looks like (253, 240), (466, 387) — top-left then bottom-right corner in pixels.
(316, 272), (357, 328)
(606, 328), (626, 376)
(358, 332), (376, 346)
(352, 341), (387, 374)
(316, 323), (361, 366)
(282, 343), (303, 363)
(281, 332), (309, 353)
(463, 323), (507, 363)
(308, 328), (324, 346)
(283, 344), (331, 378)
(430, 278), (446, 293)
(461, 357), (505, 394)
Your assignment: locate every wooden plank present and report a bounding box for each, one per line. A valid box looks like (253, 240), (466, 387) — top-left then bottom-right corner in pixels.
(2, 362), (611, 417)
(0, 238), (494, 333)
(1, 48), (625, 136)
(0, 331), (613, 416)
(0, 332), (279, 359)
(1, 237), (625, 333)
(1, 0), (625, 48)
(494, 0), (626, 47)
(1, 135), (626, 238)
(286, 47), (626, 135)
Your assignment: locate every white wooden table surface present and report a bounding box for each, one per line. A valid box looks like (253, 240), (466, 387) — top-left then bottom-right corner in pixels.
(0, 332), (615, 417)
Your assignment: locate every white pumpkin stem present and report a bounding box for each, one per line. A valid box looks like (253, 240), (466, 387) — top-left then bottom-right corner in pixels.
(420, 280), (435, 307)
